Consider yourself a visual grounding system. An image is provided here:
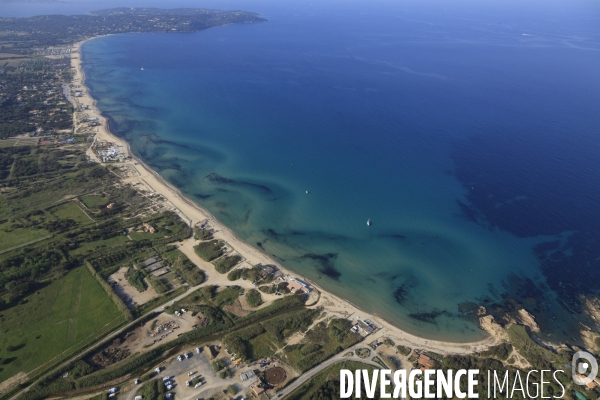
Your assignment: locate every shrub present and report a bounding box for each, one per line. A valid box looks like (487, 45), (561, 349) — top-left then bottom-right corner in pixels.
(213, 286), (242, 307)
(223, 324), (265, 360)
(147, 276), (169, 294)
(234, 295), (306, 328)
(70, 360), (94, 378)
(259, 282), (290, 294)
(194, 240), (224, 262)
(125, 266), (147, 292)
(194, 228), (213, 241)
(246, 289), (263, 307)
(396, 345), (412, 356)
(227, 269), (242, 281)
(170, 256), (205, 286)
(259, 284), (275, 294)
(301, 343), (321, 356)
(212, 358), (225, 372)
(219, 369), (232, 379)
(479, 342), (512, 361)
(213, 255), (242, 274)
(262, 309), (319, 341)
(139, 370), (157, 382)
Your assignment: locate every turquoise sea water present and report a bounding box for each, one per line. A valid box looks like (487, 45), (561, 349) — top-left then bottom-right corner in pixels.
(15, 0), (600, 342)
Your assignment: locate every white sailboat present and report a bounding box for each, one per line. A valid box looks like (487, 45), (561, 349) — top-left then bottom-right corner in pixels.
(367, 218), (371, 226)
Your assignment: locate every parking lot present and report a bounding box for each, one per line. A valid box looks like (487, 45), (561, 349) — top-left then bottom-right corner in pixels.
(152, 345), (258, 400)
(155, 349), (217, 400)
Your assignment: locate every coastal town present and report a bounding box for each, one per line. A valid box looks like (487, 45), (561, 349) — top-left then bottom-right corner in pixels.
(0, 6), (598, 400)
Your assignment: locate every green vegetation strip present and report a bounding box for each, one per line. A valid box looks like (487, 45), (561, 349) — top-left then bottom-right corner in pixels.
(86, 262), (134, 321)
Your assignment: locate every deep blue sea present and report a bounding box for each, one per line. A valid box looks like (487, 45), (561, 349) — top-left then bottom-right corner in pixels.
(3, 0), (599, 342)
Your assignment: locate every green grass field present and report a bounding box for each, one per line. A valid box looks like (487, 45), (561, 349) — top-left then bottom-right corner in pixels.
(0, 221), (51, 252)
(0, 267), (127, 382)
(80, 195), (109, 209)
(49, 201), (93, 225)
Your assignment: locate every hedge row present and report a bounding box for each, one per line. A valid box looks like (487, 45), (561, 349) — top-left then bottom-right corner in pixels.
(86, 262), (133, 321)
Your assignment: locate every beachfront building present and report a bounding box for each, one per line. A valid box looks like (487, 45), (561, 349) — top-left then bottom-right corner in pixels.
(286, 278), (310, 293)
(356, 320), (374, 336)
(417, 353), (435, 369)
(257, 263), (280, 279)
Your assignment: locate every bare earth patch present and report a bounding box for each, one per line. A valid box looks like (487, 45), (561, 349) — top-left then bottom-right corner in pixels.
(0, 372), (27, 396)
(107, 267), (159, 309)
(223, 298), (251, 317)
(265, 366), (286, 386)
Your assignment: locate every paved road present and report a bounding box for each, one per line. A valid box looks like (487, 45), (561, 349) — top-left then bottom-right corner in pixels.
(277, 344), (382, 399)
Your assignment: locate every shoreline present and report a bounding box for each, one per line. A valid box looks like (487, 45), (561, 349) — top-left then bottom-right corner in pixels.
(71, 37), (500, 355)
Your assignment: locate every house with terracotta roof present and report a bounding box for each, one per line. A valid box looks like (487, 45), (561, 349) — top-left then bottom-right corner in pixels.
(417, 354), (435, 368)
(287, 278), (310, 293)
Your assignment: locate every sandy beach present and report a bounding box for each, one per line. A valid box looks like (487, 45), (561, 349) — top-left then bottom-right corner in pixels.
(71, 38), (500, 356)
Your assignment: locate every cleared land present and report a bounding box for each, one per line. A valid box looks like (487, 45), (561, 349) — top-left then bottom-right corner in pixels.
(107, 267), (159, 310)
(0, 267), (127, 382)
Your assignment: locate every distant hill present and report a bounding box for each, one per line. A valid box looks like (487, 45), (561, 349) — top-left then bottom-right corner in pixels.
(0, 7), (266, 50)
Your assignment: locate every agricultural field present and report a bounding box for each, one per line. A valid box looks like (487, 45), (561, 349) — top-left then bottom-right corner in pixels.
(0, 267), (127, 383)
